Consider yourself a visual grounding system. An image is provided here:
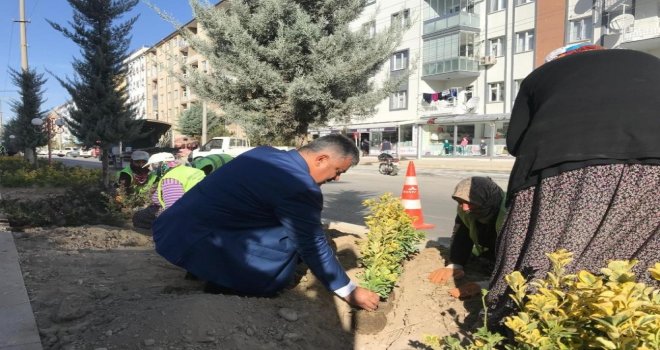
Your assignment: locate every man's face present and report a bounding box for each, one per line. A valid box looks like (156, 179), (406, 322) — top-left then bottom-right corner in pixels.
(309, 154), (353, 185)
(132, 159), (147, 168)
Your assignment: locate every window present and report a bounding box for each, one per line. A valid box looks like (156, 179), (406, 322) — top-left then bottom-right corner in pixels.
(489, 0), (506, 12)
(391, 50), (409, 71)
(424, 0), (477, 21)
(515, 0), (533, 5)
(488, 82), (505, 102)
(391, 9), (410, 28)
(513, 79), (523, 103)
(205, 139), (223, 150)
(363, 21), (376, 38)
(568, 17), (592, 42)
(515, 30), (534, 53)
(488, 37), (505, 57)
(390, 90), (408, 110)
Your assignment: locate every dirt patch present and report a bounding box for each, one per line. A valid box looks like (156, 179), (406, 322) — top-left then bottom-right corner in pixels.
(14, 226), (486, 350)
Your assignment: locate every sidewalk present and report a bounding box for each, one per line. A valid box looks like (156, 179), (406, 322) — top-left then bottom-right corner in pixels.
(359, 155), (515, 172)
(0, 230), (42, 350)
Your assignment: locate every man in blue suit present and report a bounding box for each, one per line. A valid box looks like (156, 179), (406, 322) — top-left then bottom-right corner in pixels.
(152, 134), (379, 311)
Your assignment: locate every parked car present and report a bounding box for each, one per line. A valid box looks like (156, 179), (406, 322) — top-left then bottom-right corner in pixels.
(64, 147), (80, 158)
(79, 148), (94, 158)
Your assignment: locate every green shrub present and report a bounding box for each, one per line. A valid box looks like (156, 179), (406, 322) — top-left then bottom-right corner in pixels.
(358, 193), (425, 298)
(424, 250), (660, 350)
(0, 185), (125, 227)
(0, 157), (31, 172)
(0, 157), (100, 187)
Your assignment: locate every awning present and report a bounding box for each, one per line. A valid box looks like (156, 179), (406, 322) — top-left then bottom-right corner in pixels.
(130, 119), (172, 149)
(309, 121), (407, 134)
(419, 113), (510, 125)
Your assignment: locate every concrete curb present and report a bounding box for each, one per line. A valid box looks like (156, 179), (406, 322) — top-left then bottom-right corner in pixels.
(0, 231), (43, 350)
(323, 220), (368, 236)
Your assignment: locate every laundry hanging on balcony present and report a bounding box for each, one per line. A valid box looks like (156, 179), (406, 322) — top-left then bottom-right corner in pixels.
(422, 88), (458, 104)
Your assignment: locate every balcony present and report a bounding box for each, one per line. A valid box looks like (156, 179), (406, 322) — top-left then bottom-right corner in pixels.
(422, 57), (480, 80)
(177, 39), (190, 52)
(618, 24), (660, 50)
(423, 12), (480, 37)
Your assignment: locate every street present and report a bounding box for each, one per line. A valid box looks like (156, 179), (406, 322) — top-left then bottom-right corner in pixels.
(322, 165), (509, 243)
(52, 156), (510, 243)
(46, 155), (102, 169)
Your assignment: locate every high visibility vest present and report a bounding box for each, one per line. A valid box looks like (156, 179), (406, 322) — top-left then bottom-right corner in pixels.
(157, 166), (205, 208)
(116, 166), (157, 194)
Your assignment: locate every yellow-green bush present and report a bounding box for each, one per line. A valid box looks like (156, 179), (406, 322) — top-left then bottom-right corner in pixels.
(359, 193), (425, 298)
(0, 157), (99, 187)
(424, 250), (660, 350)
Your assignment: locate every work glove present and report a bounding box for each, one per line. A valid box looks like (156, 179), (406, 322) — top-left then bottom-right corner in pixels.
(428, 267), (465, 284)
(448, 282), (482, 299)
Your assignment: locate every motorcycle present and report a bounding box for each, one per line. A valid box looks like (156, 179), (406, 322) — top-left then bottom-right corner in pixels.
(377, 153), (399, 176)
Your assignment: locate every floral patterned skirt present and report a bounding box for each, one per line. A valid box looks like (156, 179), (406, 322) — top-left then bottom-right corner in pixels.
(486, 164), (660, 327)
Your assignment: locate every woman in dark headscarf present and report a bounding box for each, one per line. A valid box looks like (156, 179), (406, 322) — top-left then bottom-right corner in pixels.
(486, 46), (660, 329)
(429, 177), (506, 298)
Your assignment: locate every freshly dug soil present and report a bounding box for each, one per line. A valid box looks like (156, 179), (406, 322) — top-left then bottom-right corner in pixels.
(13, 225), (488, 350)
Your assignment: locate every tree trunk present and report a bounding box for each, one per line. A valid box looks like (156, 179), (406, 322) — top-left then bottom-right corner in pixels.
(24, 147), (35, 166)
(101, 148), (111, 189)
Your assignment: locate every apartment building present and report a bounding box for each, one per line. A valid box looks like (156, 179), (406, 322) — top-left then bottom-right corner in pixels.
(310, 0), (536, 157)
(144, 20), (201, 144)
(140, 7), (247, 147)
(311, 0), (660, 158)
(124, 47), (149, 120)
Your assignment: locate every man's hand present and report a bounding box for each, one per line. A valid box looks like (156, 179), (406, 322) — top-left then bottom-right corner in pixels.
(448, 282), (481, 299)
(428, 267), (465, 284)
(343, 286), (379, 311)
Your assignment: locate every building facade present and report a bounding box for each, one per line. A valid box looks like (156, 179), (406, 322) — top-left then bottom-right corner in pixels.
(141, 6), (244, 148)
(124, 47), (150, 120)
(311, 0), (660, 158)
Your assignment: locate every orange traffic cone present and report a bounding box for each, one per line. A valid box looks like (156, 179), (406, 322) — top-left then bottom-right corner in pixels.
(400, 162), (435, 230)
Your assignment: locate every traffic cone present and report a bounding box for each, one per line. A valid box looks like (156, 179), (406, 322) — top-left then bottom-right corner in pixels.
(400, 162), (435, 230)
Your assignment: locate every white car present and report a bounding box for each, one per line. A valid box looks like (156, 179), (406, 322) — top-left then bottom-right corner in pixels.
(63, 147), (80, 157)
(78, 148), (94, 158)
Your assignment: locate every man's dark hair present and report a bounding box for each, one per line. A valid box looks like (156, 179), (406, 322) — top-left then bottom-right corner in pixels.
(300, 134), (360, 166)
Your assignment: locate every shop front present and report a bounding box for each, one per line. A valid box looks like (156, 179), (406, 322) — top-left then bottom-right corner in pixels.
(310, 122), (419, 157)
(416, 114), (511, 158)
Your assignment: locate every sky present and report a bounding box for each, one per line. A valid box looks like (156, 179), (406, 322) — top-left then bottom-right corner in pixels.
(0, 0), (198, 123)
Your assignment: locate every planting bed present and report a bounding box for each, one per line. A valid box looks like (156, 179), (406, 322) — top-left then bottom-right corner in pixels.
(12, 224), (488, 349)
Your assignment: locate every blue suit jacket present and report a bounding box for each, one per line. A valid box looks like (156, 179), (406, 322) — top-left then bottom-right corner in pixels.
(152, 147), (350, 295)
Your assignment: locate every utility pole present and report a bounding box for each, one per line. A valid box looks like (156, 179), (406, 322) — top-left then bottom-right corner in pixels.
(17, 0), (34, 163)
(18, 0), (29, 70)
(202, 101), (208, 145)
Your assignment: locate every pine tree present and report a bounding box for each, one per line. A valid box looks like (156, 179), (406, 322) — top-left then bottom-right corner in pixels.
(5, 68), (49, 165)
(176, 0), (408, 145)
(48, 0), (142, 187)
(176, 103), (229, 139)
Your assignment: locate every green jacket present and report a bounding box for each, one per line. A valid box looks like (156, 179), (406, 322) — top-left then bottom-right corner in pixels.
(157, 166), (205, 208)
(116, 167), (157, 194)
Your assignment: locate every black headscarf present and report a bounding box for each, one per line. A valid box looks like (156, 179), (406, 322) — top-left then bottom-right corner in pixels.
(452, 177), (503, 223)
